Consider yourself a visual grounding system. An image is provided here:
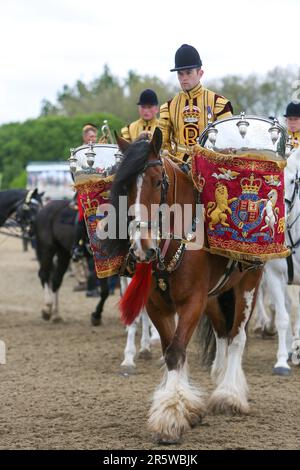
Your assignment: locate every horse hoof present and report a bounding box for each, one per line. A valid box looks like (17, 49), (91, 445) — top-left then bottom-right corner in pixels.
(52, 316), (64, 324)
(119, 366), (136, 376)
(208, 393), (249, 415)
(41, 310), (51, 321)
(138, 349), (152, 360)
(156, 434), (182, 445)
(91, 312), (102, 326)
(262, 328), (277, 339)
(253, 327), (262, 335)
(272, 367), (291, 376)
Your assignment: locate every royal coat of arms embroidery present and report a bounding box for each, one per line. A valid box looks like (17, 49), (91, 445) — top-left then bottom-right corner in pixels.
(192, 148), (289, 262)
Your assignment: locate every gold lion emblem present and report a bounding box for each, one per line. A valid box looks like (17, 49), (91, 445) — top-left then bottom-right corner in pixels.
(207, 183), (237, 231)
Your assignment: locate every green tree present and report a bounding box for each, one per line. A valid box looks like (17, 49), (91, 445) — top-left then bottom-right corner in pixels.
(0, 113), (123, 188)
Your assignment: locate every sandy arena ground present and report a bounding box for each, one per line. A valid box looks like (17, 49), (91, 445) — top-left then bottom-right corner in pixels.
(0, 236), (300, 450)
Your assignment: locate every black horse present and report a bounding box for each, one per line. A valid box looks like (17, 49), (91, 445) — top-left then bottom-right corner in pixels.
(34, 199), (109, 325)
(0, 189), (43, 249)
(0, 188), (42, 226)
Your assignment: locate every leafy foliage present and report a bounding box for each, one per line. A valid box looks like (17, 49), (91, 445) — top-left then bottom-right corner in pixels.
(0, 113), (123, 188)
(2, 64), (299, 189)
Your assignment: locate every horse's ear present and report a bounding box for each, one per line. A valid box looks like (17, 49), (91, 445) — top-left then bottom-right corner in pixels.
(32, 188), (38, 196)
(115, 131), (130, 154)
(150, 127), (163, 157)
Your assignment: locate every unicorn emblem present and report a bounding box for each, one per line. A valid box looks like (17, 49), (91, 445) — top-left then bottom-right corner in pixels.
(258, 188), (279, 238)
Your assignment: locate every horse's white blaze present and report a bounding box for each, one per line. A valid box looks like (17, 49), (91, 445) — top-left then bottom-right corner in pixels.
(132, 175), (145, 260)
(211, 334), (227, 385)
(148, 362), (205, 442)
(209, 288), (255, 413)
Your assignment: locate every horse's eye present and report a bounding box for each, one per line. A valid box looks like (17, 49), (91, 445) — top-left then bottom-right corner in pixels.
(155, 180), (162, 188)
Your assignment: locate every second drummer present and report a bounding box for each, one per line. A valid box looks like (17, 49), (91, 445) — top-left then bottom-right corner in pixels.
(284, 101), (300, 149)
(121, 89), (159, 142)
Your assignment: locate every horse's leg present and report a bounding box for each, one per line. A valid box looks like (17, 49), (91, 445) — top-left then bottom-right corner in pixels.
(147, 294), (205, 444)
(208, 271), (261, 415)
(290, 288), (300, 365)
(253, 274), (276, 337)
(51, 249), (70, 323)
(42, 283), (53, 320)
(91, 278), (109, 326)
(253, 279), (269, 334)
(38, 248), (55, 320)
(202, 297), (229, 386)
(137, 308), (152, 360)
(121, 316), (139, 372)
(266, 271), (291, 375)
(150, 319), (160, 345)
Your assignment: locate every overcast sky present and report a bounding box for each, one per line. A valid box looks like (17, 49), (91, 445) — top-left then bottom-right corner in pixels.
(0, 0), (299, 125)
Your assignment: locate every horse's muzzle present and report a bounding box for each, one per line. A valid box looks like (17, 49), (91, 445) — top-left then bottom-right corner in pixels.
(145, 248), (157, 262)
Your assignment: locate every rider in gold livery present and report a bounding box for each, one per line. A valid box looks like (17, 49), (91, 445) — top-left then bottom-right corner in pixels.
(159, 44), (233, 162)
(121, 89), (159, 142)
(284, 101), (300, 149)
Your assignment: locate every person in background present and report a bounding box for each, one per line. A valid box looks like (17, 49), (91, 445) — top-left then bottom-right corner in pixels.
(121, 89), (159, 142)
(72, 123), (99, 297)
(284, 101), (300, 149)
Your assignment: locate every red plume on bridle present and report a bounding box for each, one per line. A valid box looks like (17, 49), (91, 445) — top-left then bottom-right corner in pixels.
(119, 263), (152, 325)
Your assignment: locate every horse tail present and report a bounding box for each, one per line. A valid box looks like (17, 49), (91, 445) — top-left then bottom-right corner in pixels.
(206, 202), (216, 216)
(120, 263), (152, 325)
(198, 288), (235, 366)
(198, 314), (215, 367)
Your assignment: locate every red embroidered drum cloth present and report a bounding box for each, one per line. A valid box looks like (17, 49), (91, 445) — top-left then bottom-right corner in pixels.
(192, 147), (289, 262)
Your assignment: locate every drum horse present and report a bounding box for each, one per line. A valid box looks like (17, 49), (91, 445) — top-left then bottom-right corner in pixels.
(102, 115), (289, 444)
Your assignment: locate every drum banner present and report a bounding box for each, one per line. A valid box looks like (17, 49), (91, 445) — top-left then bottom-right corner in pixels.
(191, 147), (290, 262)
(75, 178), (124, 278)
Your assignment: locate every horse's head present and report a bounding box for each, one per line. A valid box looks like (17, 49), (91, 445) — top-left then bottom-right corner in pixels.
(16, 188), (43, 238)
(113, 128), (166, 263)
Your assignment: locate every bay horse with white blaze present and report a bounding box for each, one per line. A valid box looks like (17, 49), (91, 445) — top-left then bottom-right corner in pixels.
(106, 128), (263, 444)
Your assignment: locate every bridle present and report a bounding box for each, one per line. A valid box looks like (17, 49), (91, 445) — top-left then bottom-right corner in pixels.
(16, 192), (43, 238)
(128, 158), (169, 258)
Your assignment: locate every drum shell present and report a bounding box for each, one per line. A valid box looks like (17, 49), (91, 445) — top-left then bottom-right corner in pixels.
(198, 115), (287, 161)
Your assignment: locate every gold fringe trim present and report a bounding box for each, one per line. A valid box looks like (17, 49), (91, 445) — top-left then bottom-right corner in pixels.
(207, 246), (290, 262)
(94, 255), (124, 279)
(192, 145), (287, 170)
(95, 266), (120, 279)
(75, 177), (113, 194)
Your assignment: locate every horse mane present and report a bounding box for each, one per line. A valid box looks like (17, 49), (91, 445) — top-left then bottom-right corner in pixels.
(0, 189), (27, 226)
(102, 138), (151, 256)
